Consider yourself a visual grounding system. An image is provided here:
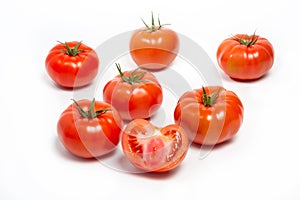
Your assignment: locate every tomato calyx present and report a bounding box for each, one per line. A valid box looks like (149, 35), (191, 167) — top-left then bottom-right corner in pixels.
(202, 87), (219, 107)
(116, 63), (147, 86)
(72, 98), (111, 119)
(141, 12), (170, 32)
(233, 33), (259, 47)
(58, 41), (84, 56)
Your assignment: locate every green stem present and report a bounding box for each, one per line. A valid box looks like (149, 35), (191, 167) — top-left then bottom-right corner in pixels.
(72, 98), (111, 119)
(58, 41), (84, 56)
(115, 63), (146, 86)
(140, 12), (170, 32)
(202, 87), (219, 107)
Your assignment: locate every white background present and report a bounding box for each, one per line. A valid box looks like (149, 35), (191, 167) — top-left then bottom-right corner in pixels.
(1, 0), (299, 199)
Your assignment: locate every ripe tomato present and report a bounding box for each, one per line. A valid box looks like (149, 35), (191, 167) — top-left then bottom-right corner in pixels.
(174, 86), (243, 145)
(217, 34), (274, 80)
(129, 13), (179, 70)
(46, 41), (99, 88)
(57, 99), (123, 158)
(121, 119), (188, 172)
(103, 63), (163, 120)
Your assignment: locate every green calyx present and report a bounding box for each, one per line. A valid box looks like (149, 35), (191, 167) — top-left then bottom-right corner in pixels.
(72, 98), (111, 119)
(202, 87), (219, 107)
(58, 41), (84, 56)
(233, 33), (259, 47)
(141, 11), (170, 32)
(116, 63), (146, 86)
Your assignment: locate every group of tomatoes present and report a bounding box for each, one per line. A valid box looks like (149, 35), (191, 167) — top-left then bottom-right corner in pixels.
(45, 13), (274, 173)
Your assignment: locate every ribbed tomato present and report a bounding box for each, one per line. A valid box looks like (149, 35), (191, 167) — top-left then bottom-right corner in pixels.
(174, 86), (243, 145)
(103, 64), (163, 120)
(57, 99), (123, 158)
(217, 34), (274, 80)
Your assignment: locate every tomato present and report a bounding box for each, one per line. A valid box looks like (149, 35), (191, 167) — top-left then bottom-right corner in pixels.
(174, 86), (243, 145)
(129, 12), (179, 70)
(217, 34), (274, 80)
(103, 63), (163, 120)
(121, 119), (188, 172)
(57, 99), (123, 158)
(45, 41), (99, 88)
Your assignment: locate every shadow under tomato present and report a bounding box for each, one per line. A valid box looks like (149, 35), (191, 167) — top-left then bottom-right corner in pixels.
(229, 73), (271, 83)
(190, 137), (236, 151)
(54, 137), (120, 163)
(43, 73), (94, 91)
(54, 137), (96, 162)
(131, 164), (182, 180)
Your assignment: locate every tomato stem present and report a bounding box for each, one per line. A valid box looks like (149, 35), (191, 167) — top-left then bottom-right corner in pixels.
(115, 63), (146, 86)
(202, 87), (219, 107)
(140, 12), (170, 32)
(71, 98), (111, 119)
(58, 41), (84, 56)
(233, 32), (259, 47)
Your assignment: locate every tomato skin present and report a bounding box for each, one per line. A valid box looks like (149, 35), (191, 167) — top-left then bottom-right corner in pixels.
(57, 100), (123, 158)
(217, 34), (274, 80)
(103, 69), (163, 120)
(129, 27), (179, 70)
(46, 41), (99, 88)
(174, 86), (243, 145)
(121, 119), (188, 172)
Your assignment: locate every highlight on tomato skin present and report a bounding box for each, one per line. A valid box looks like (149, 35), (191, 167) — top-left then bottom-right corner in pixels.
(174, 86), (244, 146)
(216, 33), (274, 81)
(121, 119), (189, 173)
(45, 41), (99, 88)
(103, 64), (163, 121)
(57, 99), (123, 159)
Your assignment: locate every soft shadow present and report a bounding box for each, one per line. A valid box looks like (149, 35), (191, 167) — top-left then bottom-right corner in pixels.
(54, 137), (97, 162)
(42, 73), (93, 91)
(131, 164), (182, 180)
(230, 74), (269, 83)
(190, 138), (236, 151)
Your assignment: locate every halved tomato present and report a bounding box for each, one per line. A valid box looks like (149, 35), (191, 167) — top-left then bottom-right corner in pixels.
(121, 119), (188, 172)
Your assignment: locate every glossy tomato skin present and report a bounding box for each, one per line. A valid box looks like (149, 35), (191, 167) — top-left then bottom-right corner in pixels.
(121, 119), (188, 172)
(174, 86), (243, 145)
(217, 35), (274, 80)
(46, 41), (99, 88)
(103, 69), (163, 120)
(130, 27), (179, 70)
(57, 100), (123, 158)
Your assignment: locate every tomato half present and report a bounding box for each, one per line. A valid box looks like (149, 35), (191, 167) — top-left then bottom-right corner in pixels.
(129, 13), (179, 70)
(121, 119), (188, 172)
(46, 41), (99, 88)
(174, 86), (243, 145)
(217, 34), (274, 80)
(103, 64), (163, 120)
(57, 99), (123, 158)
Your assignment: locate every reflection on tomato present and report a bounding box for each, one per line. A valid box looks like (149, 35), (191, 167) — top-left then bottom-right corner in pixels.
(45, 41), (99, 88)
(57, 99), (123, 158)
(103, 64), (163, 120)
(217, 34), (274, 80)
(174, 86), (243, 145)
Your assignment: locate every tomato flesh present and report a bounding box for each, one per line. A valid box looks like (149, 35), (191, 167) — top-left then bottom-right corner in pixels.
(121, 119), (188, 172)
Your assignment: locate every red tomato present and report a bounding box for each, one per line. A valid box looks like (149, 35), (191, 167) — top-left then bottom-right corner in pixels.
(121, 119), (188, 172)
(57, 99), (123, 158)
(217, 34), (274, 80)
(103, 64), (163, 120)
(129, 13), (179, 70)
(174, 86), (243, 145)
(46, 41), (99, 88)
